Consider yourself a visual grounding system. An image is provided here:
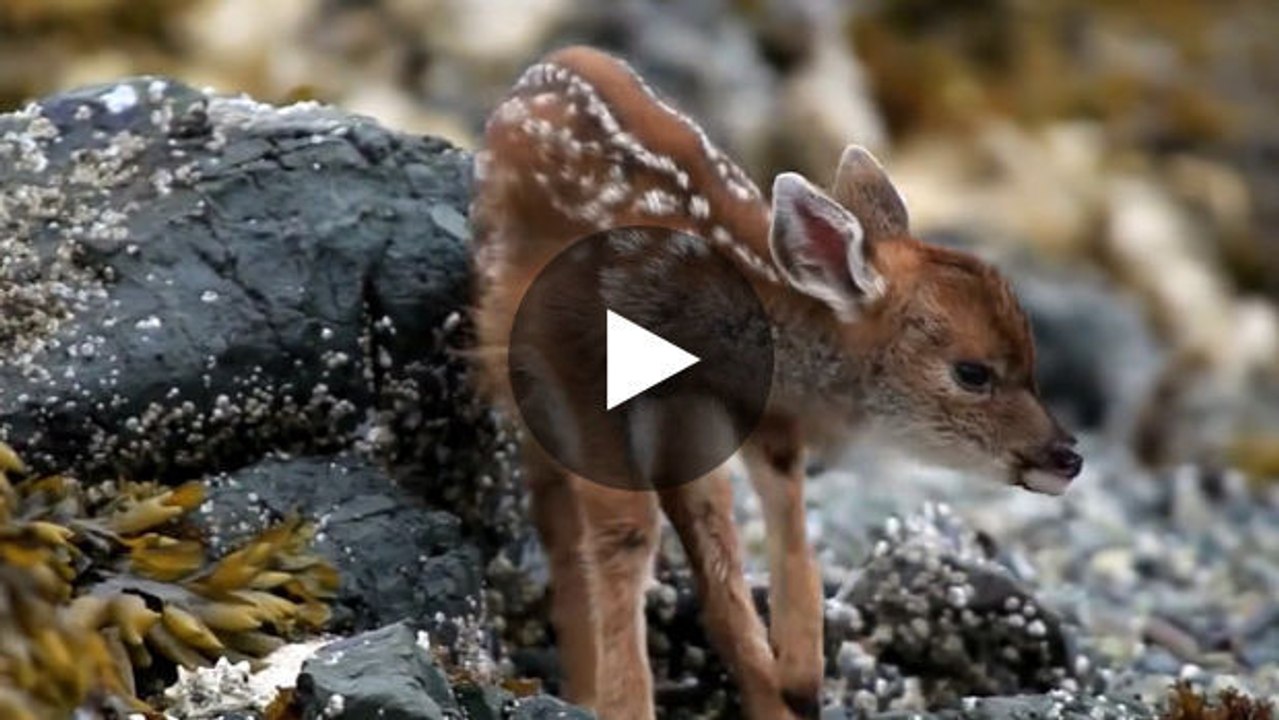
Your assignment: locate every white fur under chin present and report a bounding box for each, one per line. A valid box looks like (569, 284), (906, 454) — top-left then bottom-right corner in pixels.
(844, 421), (1076, 496)
(844, 423), (1008, 482)
(1022, 469), (1072, 496)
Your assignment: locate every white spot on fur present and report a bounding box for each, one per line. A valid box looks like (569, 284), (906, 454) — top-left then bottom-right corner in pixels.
(492, 97), (529, 126)
(637, 189), (680, 216)
(498, 59), (779, 284)
(689, 195), (710, 220)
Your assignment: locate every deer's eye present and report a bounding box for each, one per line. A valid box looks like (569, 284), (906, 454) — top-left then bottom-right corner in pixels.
(952, 361), (994, 393)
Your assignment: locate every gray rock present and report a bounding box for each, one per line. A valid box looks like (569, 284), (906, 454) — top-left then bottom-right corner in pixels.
(1239, 609), (1279, 668)
(198, 454), (485, 633)
(454, 682), (515, 720)
(1013, 269), (1163, 436)
(296, 622), (459, 720)
(294, 621), (593, 720)
(507, 695), (595, 719)
(0, 77), (493, 495)
(842, 505), (1077, 707)
(857, 692), (1154, 720)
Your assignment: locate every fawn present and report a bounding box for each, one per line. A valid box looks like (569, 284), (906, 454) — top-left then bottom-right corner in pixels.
(469, 46), (1082, 719)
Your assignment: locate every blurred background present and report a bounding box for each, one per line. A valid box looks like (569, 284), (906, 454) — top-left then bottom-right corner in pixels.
(3, 0), (1276, 481)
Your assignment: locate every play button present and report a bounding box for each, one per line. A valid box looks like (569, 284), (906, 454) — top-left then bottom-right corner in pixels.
(506, 226), (775, 491)
(606, 310), (700, 410)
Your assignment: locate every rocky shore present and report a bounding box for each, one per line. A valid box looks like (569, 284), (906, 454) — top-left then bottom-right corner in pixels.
(1, 76), (1277, 719)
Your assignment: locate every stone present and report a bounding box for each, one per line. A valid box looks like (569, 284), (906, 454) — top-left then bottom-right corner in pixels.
(295, 622), (458, 720)
(842, 505), (1077, 707)
(1009, 266), (1163, 436)
(852, 692), (1154, 720)
(508, 695), (596, 719)
(0, 77), (491, 495)
(454, 682), (516, 720)
(198, 454), (485, 633)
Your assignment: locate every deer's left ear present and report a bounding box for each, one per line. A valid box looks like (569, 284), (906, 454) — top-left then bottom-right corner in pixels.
(831, 145), (910, 243)
(769, 172), (886, 319)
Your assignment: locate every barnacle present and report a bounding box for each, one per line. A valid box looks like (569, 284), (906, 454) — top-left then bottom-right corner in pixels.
(0, 442), (339, 717)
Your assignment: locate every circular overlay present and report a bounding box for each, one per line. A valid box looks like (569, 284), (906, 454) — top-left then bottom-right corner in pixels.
(508, 226), (775, 491)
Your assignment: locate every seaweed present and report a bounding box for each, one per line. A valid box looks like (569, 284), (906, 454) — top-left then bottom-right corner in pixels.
(0, 442), (338, 718)
(1162, 682), (1275, 720)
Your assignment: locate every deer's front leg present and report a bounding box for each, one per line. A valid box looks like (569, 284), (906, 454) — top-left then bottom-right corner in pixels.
(743, 420), (824, 717)
(658, 467), (802, 720)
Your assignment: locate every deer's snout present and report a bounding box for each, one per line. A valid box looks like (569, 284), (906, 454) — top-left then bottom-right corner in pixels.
(1042, 438), (1083, 479)
(1015, 431), (1082, 495)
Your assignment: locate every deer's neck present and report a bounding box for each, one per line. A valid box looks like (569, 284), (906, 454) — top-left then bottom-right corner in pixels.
(762, 288), (869, 425)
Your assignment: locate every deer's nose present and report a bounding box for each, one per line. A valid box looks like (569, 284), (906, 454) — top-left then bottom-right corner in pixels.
(1045, 442), (1082, 479)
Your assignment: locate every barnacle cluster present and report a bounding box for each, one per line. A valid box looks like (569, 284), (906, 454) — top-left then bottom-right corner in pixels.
(0, 442), (338, 718)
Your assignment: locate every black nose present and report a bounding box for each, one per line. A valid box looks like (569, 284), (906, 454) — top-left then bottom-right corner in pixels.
(1046, 442), (1083, 479)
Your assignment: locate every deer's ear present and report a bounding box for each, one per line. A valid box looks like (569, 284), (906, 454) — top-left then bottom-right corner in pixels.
(769, 172), (885, 319)
(831, 145), (909, 243)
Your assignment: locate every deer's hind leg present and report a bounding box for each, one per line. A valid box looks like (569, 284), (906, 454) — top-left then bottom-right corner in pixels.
(578, 482), (660, 720)
(525, 441), (600, 706)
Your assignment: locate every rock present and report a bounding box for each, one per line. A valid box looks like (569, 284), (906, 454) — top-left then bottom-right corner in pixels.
(853, 691), (1154, 720)
(454, 682), (516, 720)
(888, 123), (1106, 259)
(0, 77), (494, 494)
(198, 454), (485, 633)
(1238, 607), (1279, 669)
(1105, 176), (1248, 358)
(293, 622), (592, 720)
(296, 622), (458, 720)
(776, 7), (888, 177)
(1008, 263), (1163, 435)
(1105, 175), (1279, 467)
(162, 658), (266, 720)
(841, 505), (1077, 708)
(1229, 140), (1279, 300)
(508, 695), (596, 719)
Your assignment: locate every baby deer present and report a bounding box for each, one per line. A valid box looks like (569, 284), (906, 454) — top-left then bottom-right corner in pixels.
(470, 46), (1081, 719)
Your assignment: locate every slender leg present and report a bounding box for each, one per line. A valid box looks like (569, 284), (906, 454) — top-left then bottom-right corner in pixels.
(578, 482), (660, 720)
(658, 466), (802, 719)
(524, 442), (599, 706)
(743, 421), (824, 717)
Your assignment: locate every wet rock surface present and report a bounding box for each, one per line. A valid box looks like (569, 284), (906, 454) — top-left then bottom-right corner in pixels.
(295, 622), (593, 720)
(803, 457), (1279, 714)
(837, 507), (1075, 707)
(0, 79), (537, 718)
(855, 692), (1154, 720)
(296, 622), (460, 720)
(0, 76), (488, 489)
(198, 453), (486, 633)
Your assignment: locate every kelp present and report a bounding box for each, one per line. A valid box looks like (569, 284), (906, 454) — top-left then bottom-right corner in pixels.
(0, 442), (338, 718)
(1163, 682), (1275, 720)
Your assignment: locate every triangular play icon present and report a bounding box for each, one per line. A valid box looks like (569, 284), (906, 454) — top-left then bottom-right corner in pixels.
(606, 309), (700, 410)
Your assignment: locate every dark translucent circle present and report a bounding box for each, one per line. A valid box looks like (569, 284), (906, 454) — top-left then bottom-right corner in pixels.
(508, 225), (775, 491)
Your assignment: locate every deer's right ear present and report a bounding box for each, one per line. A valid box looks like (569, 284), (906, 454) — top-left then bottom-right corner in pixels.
(769, 172), (886, 319)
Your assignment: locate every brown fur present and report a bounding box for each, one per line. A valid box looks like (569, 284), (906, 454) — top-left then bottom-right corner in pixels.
(470, 46), (1076, 720)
